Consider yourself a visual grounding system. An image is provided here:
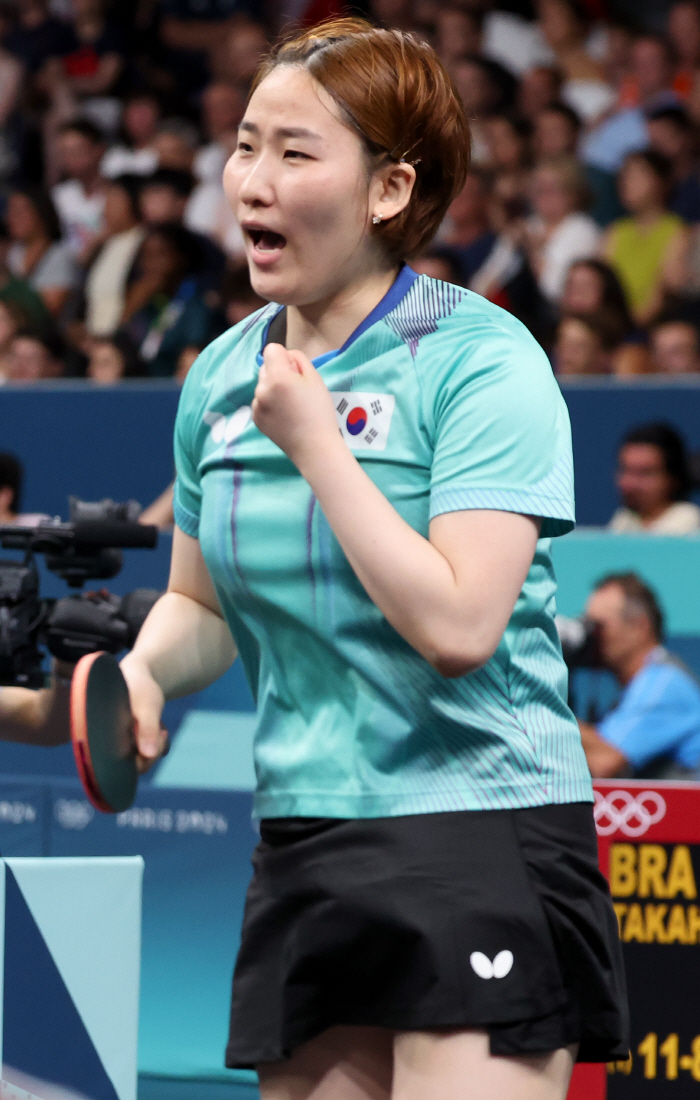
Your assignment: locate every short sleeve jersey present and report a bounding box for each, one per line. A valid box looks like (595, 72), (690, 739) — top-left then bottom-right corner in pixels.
(599, 647), (700, 771)
(174, 268), (592, 819)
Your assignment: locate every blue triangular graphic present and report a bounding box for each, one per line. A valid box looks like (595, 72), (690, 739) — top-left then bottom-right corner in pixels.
(2, 864), (119, 1100)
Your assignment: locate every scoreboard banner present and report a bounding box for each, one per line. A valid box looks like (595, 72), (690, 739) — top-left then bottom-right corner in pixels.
(567, 780), (700, 1100)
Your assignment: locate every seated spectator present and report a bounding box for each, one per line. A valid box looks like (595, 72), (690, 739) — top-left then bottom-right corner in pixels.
(438, 169), (497, 282)
(221, 264), (265, 327)
(159, 2), (262, 96)
(451, 57), (517, 163)
(138, 167), (226, 292)
(601, 18), (635, 94)
(668, 0), (700, 99)
(609, 422), (700, 534)
(604, 151), (689, 325)
(370, 0), (417, 33)
(209, 19), (269, 91)
(84, 174), (146, 337)
(579, 573), (700, 779)
(536, 0), (615, 122)
(650, 319), (700, 373)
(554, 312), (619, 374)
(559, 257), (653, 372)
(647, 106), (700, 223)
(0, 452), (22, 522)
(139, 167), (194, 226)
(186, 107), (243, 248)
(561, 258), (635, 338)
(190, 136), (245, 261)
(678, 222), (700, 313)
(120, 222), (216, 377)
(610, 33), (680, 116)
(101, 92), (161, 178)
(533, 102), (581, 160)
(524, 155), (601, 303)
(435, 6), (483, 72)
(43, 0), (125, 135)
(0, 452), (48, 525)
(453, 55), (518, 117)
(0, 226), (51, 332)
(517, 66), (563, 121)
(195, 81), (244, 185)
(410, 248), (464, 284)
(5, 0), (73, 76)
(6, 329), (65, 382)
(86, 334), (144, 383)
(5, 186), (79, 317)
(0, 298), (28, 380)
(153, 117), (200, 173)
(0, 9), (22, 180)
(483, 112), (533, 223)
(159, 0), (256, 57)
(480, 3), (554, 77)
(483, 111), (531, 178)
(51, 119), (107, 263)
(581, 35), (680, 222)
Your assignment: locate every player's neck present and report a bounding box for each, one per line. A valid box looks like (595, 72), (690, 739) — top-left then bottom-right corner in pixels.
(285, 263), (400, 361)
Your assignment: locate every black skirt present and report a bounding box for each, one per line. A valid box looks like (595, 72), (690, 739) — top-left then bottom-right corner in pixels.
(226, 802), (629, 1068)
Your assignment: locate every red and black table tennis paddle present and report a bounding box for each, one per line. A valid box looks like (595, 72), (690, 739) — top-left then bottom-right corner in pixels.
(71, 651), (138, 813)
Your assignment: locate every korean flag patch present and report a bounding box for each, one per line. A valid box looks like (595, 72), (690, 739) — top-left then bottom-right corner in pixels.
(334, 392), (395, 451)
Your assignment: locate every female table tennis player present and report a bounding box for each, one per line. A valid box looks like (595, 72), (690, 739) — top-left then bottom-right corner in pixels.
(121, 18), (628, 1099)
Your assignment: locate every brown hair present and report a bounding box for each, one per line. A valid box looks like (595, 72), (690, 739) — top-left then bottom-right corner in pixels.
(558, 311), (620, 351)
(249, 17), (470, 260)
(595, 572), (664, 641)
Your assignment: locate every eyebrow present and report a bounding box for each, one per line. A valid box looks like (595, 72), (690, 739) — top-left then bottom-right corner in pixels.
(239, 121), (323, 142)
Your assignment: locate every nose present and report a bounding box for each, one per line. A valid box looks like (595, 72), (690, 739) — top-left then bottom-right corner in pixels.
(236, 151), (276, 210)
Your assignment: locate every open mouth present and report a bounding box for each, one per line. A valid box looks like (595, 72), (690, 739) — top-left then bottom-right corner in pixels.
(247, 228), (287, 252)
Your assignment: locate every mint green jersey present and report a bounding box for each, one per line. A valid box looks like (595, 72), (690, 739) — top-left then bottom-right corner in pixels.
(174, 268), (592, 818)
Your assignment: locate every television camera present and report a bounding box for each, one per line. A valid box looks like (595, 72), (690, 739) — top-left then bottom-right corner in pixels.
(0, 497), (161, 688)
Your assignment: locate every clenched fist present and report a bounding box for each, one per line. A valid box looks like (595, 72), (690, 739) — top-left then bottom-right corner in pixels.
(252, 343), (342, 468)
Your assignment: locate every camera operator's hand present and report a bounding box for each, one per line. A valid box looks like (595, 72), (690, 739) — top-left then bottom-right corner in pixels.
(119, 654), (169, 774)
(0, 660), (75, 746)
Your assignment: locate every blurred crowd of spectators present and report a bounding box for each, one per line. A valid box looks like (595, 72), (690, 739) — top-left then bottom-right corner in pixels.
(0, 0), (698, 382)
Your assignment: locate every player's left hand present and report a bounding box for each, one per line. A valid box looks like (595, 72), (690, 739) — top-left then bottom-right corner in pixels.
(252, 343), (341, 467)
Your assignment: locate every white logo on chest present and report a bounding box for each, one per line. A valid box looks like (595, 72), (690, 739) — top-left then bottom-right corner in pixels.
(469, 950), (514, 979)
(204, 406), (252, 445)
(333, 392), (395, 451)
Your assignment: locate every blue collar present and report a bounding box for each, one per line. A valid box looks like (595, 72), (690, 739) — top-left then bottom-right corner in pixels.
(257, 264), (418, 368)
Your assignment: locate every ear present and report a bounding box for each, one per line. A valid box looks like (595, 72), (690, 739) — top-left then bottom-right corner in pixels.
(369, 161), (416, 225)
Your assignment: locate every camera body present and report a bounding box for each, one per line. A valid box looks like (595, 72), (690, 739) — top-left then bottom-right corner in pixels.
(0, 498), (161, 687)
(556, 615), (602, 669)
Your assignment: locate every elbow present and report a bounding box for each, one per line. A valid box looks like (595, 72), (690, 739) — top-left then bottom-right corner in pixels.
(428, 640), (496, 679)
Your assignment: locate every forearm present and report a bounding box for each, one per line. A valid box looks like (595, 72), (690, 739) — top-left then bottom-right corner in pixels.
(0, 663), (73, 746)
(121, 590), (236, 700)
(578, 719), (628, 777)
(298, 440), (529, 675)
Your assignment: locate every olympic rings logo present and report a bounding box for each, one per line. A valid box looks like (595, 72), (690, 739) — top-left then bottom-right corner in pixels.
(593, 790), (667, 837)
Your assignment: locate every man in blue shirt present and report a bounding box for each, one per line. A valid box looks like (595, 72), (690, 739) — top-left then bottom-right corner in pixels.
(579, 572), (700, 779)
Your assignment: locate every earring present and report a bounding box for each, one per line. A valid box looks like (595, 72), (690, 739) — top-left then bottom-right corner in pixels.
(372, 215), (382, 225)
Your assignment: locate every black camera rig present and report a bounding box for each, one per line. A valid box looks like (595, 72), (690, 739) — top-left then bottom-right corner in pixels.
(0, 497), (161, 688)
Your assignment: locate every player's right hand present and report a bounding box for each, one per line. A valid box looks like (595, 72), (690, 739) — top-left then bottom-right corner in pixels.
(119, 655), (168, 773)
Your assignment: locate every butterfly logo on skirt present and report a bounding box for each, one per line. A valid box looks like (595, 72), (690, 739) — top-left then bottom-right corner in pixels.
(469, 950), (514, 979)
